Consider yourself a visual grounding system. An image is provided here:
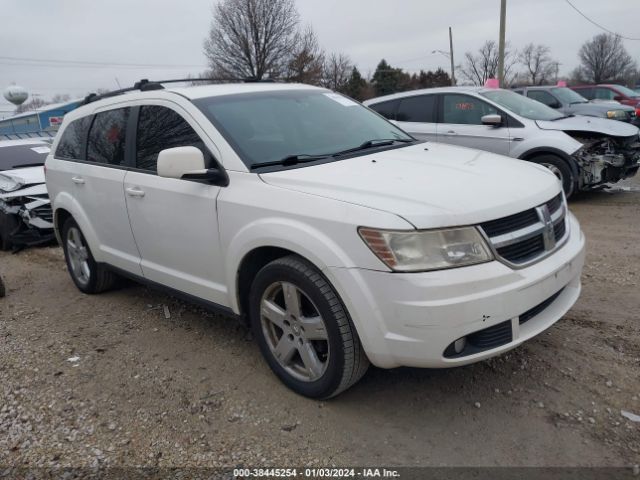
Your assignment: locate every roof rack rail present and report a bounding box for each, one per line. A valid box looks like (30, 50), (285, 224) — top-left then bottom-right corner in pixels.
(81, 77), (278, 105)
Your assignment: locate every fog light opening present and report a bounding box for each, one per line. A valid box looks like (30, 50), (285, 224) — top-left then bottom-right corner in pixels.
(454, 337), (467, 354)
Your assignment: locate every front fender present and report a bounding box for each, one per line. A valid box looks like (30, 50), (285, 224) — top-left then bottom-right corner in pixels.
(224, 217), (365, 314)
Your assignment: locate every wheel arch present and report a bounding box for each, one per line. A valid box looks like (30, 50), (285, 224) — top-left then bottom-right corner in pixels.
(51, 192), (103, 262)
(235, 246), (297, 324)
(518, 147), (580, 178)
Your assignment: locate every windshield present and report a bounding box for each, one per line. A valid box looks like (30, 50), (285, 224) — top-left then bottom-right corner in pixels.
(0, 144), (49, 171)
(612, 84), (640, 98)
(194, 90), (413, 168)
(481, 89), (564, 120)
(551, 87), (587, 104)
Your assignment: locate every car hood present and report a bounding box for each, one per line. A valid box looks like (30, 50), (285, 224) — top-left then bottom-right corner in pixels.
(0, 166), (46, 192)
(259, 143), (560, 229)
(536, 115), (639, 137)
(571, 103), (634, 114)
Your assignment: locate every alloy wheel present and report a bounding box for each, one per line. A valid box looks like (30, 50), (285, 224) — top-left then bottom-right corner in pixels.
(66, 226), (91, 286)
(260, 281), (330, 382)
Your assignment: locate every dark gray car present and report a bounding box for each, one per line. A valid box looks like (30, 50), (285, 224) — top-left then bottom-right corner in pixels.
(513, 86), (639, 126)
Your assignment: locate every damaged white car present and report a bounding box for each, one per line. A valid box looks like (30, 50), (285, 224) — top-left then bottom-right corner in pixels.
(0, 140), (55, 250)
(365, 87), (640, 197)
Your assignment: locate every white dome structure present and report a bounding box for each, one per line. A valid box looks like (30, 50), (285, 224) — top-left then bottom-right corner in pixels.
(3, 85), (29, 106)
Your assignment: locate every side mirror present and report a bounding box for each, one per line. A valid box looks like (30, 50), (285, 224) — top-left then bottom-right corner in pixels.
(158, 146), (205, 179)
(481, 114), (503, 126)
(181, 167), (229, 186)
(549, 101), (562, 109)
(157, 146), (228, 186)
(613, 95), (624, 102)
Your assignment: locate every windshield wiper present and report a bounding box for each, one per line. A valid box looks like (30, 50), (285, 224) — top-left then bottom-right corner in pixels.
(551, 114), (574, 121)
(250, 154), (331, 170)
(569, 101), (588, 105)
(12, 163), (44, 169)
(331, 138), (414, 157)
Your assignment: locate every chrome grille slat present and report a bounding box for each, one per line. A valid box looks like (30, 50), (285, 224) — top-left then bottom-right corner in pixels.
(480, 193), (568, 268)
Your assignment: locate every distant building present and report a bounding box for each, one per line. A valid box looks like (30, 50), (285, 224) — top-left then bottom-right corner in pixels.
(0, 99), (81, 140)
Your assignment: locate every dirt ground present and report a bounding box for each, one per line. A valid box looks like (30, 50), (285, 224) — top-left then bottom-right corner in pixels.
(0, 178), (639, 471)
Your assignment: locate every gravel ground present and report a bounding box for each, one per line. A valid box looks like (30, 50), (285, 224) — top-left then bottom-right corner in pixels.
(0, 178), (639, 472)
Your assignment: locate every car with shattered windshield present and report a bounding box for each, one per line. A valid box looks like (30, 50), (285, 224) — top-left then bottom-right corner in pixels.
(46, 81), (585, 398)
(0, 139), (54, 250)
(365, 86), (640, 197)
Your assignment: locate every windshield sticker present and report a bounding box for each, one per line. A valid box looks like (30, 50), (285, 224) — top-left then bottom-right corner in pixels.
(324, 93), (359, 107)
(30, 146), (51, 154)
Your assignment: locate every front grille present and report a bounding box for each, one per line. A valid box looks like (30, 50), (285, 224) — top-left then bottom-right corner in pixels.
(480, 209), (539, 237)
(519, 288), (565, 325)
(480, 193), (567, 267)
(31, 205), (53, 223)
(496, 235), (545, 263)
(554, 218), (566, 241)
(546, 194), (563, 214)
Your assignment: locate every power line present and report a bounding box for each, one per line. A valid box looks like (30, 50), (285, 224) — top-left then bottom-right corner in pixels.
(0, 55), (207, 69)
(564, 0), (640, 41)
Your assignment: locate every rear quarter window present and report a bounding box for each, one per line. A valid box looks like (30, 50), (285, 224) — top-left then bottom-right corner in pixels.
(55, 117), (92, 160)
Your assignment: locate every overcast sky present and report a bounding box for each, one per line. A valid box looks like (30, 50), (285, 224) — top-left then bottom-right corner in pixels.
(1, 0), (639, 112)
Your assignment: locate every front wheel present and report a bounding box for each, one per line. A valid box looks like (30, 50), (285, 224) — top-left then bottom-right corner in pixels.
(249, 255), (369, 398)
(532, 154), (576, 198)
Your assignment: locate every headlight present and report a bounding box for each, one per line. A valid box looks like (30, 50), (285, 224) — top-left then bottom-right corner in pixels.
(606, 110), (625, 119)
(358, 226), (494, 272)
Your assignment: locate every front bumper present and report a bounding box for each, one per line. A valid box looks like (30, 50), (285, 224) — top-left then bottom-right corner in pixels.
(325, 212), (586, 369)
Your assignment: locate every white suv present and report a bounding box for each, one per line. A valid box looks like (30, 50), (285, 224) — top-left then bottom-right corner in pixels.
(46, 82), (586, 398)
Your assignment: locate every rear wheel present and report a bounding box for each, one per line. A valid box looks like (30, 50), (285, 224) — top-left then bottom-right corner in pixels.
(61, 218), (118, 293)
(0, 212), (19, 251)
(249, 255), (369, 398)
(532, 154), (576, 198)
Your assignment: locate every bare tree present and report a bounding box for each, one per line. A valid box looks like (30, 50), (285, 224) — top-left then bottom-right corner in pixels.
(519, 43), (556, 85)
(322, 53), (353, 92)
(51, 94), (71, 103)
(203, 0), (300, 80)
(15, 97), (48, 114)
(458, 40), (517, 86)
(578, 33), (636, 83)
(285, 25), (325, 85)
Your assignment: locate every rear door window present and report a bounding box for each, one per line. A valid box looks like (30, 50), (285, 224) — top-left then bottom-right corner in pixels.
(135, 106), (206, 172)
(87, 108), (130, 166)
(368, 99), (400, 120)
(396, 95), (436, 122)
(55, 117), (92, 160)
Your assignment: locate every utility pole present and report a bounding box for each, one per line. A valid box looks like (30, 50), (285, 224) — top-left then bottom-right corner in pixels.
(449, 27), (456, 85)
(497, 0), (507, 87)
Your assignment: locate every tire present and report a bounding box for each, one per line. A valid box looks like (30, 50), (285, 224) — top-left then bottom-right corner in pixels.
(531, 154), (576, 198)
(0, 275), (5, 297)
(249, 255), (369, 399)
(0, 212), (19, 251)
(61, 217), (118, 294)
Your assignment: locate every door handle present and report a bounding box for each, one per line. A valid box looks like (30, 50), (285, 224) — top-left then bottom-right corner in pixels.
(71, 176), (85, 185)
(446, 130), (457, 135)
(125, 187), (145, 198)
